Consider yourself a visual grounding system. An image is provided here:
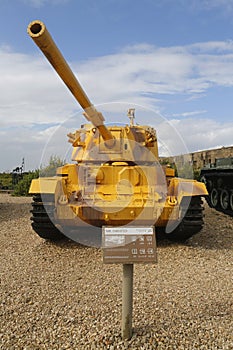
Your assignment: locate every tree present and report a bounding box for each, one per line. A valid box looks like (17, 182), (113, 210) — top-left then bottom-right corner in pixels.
(177, 162), (194, 179)
(39, 155), (65, 177)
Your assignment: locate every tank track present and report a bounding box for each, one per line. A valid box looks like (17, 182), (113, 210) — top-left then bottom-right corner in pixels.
(166, 196), (204, 241)
(209, 200), (233, 217)
(30, 194), (65, 240)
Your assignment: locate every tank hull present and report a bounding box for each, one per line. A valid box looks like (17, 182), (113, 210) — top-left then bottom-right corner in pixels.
(29, 163), (207, 242)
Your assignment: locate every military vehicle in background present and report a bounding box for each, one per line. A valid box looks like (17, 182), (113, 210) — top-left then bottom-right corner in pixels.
(27, 20), (208, 243)
(201, 157), (233, 216)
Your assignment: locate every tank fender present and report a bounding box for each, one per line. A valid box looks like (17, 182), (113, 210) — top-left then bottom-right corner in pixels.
(168, 177), (208, 197)
(29, 177), (63, 195)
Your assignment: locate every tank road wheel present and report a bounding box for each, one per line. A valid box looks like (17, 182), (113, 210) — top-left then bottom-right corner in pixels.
(200, 175), (206, 185)
(167, 196), (204, 242)
(220, 189), (229, 210)
(210, 188), (218, 208)
(229, 192), (233, 212)
(30, 194), (65, 240)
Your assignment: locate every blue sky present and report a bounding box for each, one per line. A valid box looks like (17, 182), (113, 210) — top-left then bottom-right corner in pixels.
(0, 0), (233, 171)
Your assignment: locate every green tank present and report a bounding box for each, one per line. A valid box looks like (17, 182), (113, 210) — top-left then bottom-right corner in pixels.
(201, 157), (233, 215)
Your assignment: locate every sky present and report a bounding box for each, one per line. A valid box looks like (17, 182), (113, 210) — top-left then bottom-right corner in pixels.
(0, 0), (233, 171)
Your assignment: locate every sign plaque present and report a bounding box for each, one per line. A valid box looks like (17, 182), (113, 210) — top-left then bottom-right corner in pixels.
(102, 226), (157, 264)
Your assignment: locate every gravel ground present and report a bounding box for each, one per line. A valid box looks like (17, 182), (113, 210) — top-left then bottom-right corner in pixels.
(0, 193), (232, 349)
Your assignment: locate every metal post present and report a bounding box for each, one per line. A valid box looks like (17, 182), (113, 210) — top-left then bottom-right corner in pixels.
(122, 263), (134, 340)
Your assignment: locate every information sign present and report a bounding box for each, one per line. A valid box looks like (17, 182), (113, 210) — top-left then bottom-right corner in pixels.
(102, 226), (157, 264)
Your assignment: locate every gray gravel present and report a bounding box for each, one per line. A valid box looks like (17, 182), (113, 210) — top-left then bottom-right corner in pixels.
(0, 193), (232, 349)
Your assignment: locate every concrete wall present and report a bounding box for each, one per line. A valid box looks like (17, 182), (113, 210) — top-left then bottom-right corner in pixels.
(190, 146), (233, 170)
(160, 145), (233, 171)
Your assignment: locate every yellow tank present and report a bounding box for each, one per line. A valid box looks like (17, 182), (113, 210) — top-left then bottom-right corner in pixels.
(28, 20), (208, 242)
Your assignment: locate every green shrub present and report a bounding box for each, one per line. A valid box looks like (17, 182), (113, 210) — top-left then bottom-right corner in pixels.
(0, 172), (13, 189)
(12, 155), (65, 196)
(39, 155), (65, 177)
(13, 170), (39, 196)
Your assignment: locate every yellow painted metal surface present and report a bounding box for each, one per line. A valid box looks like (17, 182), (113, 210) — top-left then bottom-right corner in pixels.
(29, 177), (61, 194)
(168, 177), (208, 197)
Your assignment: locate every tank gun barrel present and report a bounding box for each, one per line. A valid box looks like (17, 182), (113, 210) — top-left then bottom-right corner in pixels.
(27, 20), (114, 145)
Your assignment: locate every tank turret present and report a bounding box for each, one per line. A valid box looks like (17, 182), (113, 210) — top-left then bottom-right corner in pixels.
(28, 20), (208, 243)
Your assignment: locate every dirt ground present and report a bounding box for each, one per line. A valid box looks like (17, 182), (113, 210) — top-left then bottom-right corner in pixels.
(0, 194), (232, 349)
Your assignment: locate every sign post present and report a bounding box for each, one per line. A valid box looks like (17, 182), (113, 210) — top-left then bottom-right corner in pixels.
(122, 263), (133, 339)
(102, 226), (157, 340)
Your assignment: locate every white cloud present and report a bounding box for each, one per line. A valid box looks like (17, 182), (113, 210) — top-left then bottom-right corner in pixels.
(164, 118), (233, 154)
(166, 0), (233, 14)
(0, 47), (77, 127)
(172, 110), (207, 118)
(76, 41), (233, 103)
(0, 40), (233, 171)
(21, 0), (69, 8)
(202, 0), (233, 11)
